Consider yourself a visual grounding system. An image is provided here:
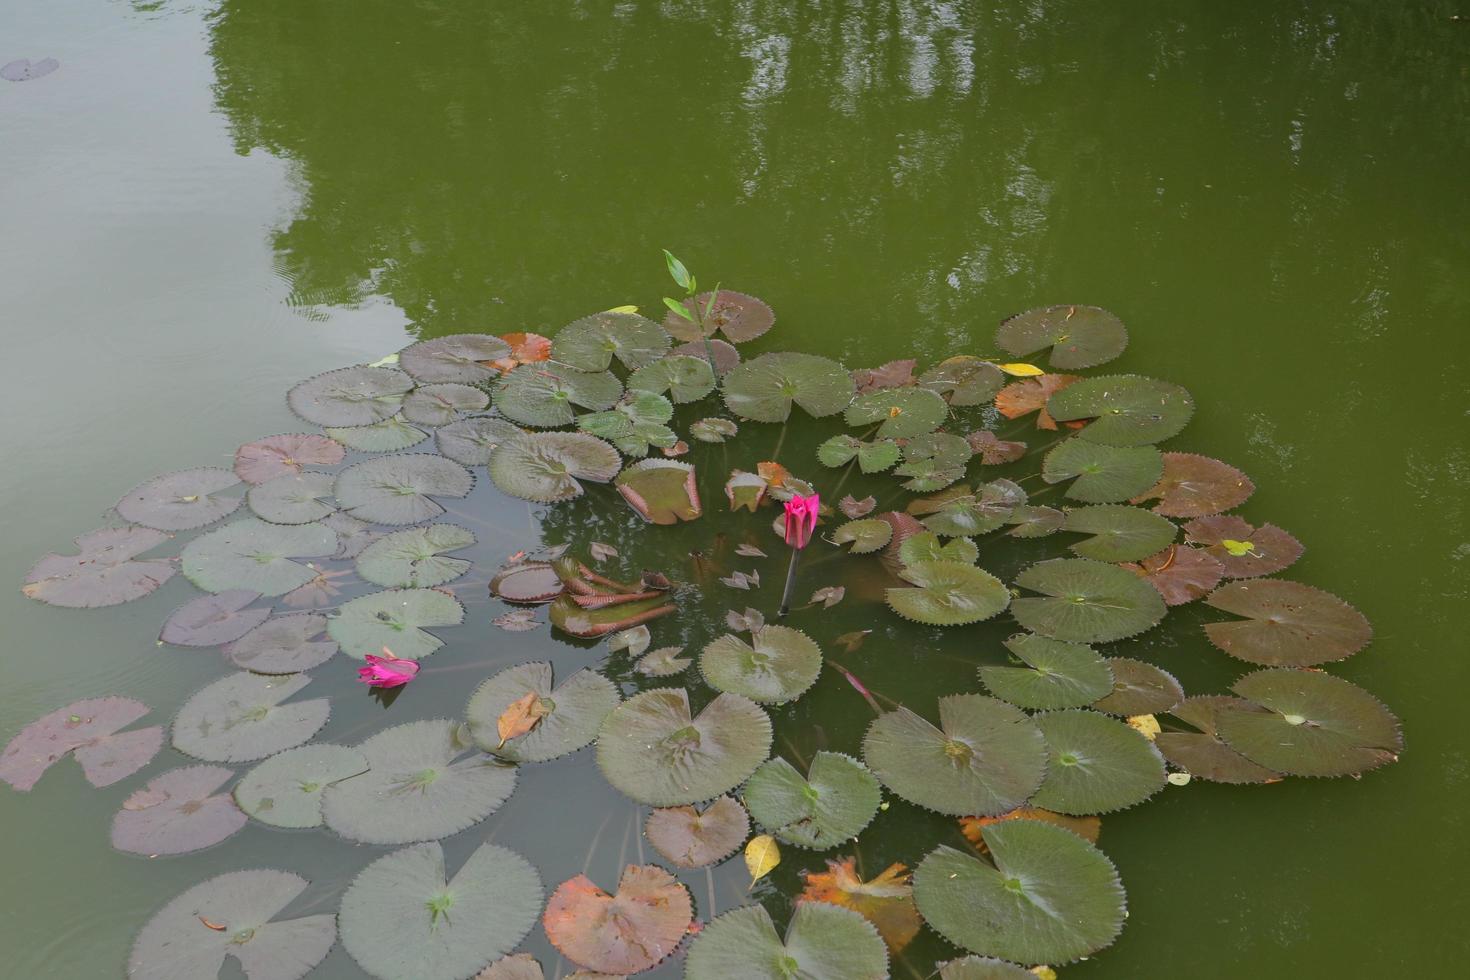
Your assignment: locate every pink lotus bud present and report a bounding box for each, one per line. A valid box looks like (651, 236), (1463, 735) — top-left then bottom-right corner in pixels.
(356, 648), (419, 688)
(782, 493), (821, 550)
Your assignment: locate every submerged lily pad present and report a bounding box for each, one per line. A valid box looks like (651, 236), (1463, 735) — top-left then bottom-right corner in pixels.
(128, 869), (336, 980)
(1061, 504), (1177, 562)
(1046, 374), (1195, 447)
(234, 743), (370, 828)
(401, 383), (490, 427)
(627, 354), (717, 403)
(489, 431), (621, 503)
(325, 415), (430, 452)
(862, 695), (1047, 816)
(340, 840), (541, 980)
(614, 459), (702, 524)
(1184, 515), (1304, 577)
(247, 472), (336, 525)
(322, 719), (517, 845)
(690, 416), (739, 443)
(722, 352), (855, 422)
(115, 467), (242, 531)
(914, 821), (1125, 964)
(980, 634), (1114, 710)
(1005, 504), (1066, 539)
(465, 662), (620, 763)
(996, 305), (1128, 370)
(543, 865), (692, 974)
(435, 416), (523, 466)
(913, 484), (1018, 538)
(181, 518), (337, 596)
(1203, 579), (1372, 667)
(636, 646), (692, 676)
(644, 796), (750, 868)
(225, 614), (336, 673)
(663, 290), (775, 343)
(743, 751), (881, 849)
(1043, 440), (1163, 503)
(939, 957), (1035, 980)
(234, 433), (345, 484)
(0, 697), (161, 791)
(918, 356), (1006, 406)
(1132, 453), (1254, 517)
(111, 764), (247, 856)
(1030, 710), (1167, 814)
(685, 903), (888, 980)
(843, 387), (948, 438)
(832, 519), (893, 554)
(398, 334), (511, 384)
(554, 311), (671, 371)
(1011, 558), (1167, 643)
(493, 363), (622, 427)
(1216, 669), (1401, 777)
(23, 526), (177, 608)
(334, 454), (473, 525)
(160, 590), (270, 647)
(288, 365), (415, 426)
(886, 561), (1009, 626)
(597, 688), (771, 806)
(1121, 545), (1224, 605)
(897, 531), (978, 566)
(1091, 658), (1185, 716)
(329, 588), (465, 660)
(700, 626), (823, 704)
(173, 672), (330, 763)
(1154, 697), (1281, 784)
(356, 524), (475, 589)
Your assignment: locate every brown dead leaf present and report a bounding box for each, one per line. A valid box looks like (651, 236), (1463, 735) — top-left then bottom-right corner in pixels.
(799, 857), (920, 953)
(994, 373), (1082, 429)
(959, 807), (1101, 848)
(496, 691), (550, 749)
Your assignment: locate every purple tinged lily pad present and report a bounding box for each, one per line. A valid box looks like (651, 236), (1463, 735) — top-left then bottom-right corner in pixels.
(233, 433), (346, 485)
(159, 590), (270, 647)
(22, 526), (176, 608)
(111, 765), (247, 856)
(115, 467), (243, 531)
(2, 58), (59, 82)
(224, 614), (336, 673)
(0, 697), (161, 791)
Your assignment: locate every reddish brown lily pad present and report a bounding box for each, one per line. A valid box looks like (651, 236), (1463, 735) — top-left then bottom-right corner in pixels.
(644, 795), (751, 868)
(1203, 579), (1372, 667)
(0, 697), (162, 791)
(1132, 453), (1254, 518)
(159, 590), (270, 647)
(967, 430), (1027, 465)
(1156, 696), (1281, 784)
(111, 765), (247, 855)
(852, 360), (917, 393)
(23, 526), (177, 608)
(1121, 545), (1224, 606)
(1183, 515), (1303, 578)
(491, 562), (565, 604)
(543, 864), (693, 974)
(233, 433), (345, 484)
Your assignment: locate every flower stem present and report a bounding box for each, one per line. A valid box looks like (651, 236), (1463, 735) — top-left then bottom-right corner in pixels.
(777, 547), (803, 617)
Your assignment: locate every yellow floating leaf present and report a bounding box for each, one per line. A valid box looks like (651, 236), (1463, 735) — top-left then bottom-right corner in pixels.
(799, 857), (920, 953)
(366, 353), (400, 368)
(744, 833), (780, 887)
(1126, 714), (1161, 740)
(959, 808), (1100, 848)
(1221, 538), (1257, 556)
(605, 304), (640, 314)
(998, 362), (1045, 377)
(495, 691), (550, 749)
(1030, 967), (1058, 980)
(1167, 771), (1193, 786)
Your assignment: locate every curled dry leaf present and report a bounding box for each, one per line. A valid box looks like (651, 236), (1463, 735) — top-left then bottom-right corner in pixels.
(726, 608), (765, 632)
(735, 543), (768, 558)
(994, 373), (1083, 430)
(810, 586), (846, 609)
(589, 542), (619, 561)
(493, 609), (540, 632)
(496, 692), (551, 749)
(958, 807), (1101, 848)
(839, 495), (877, 519)
(799, 857), (921, 953)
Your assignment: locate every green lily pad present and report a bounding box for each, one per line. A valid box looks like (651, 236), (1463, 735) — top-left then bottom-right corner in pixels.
(1011, 559), (1167, 643)
(700, 626), (823, 704)
(996, 305), (1128, 369)
(172, 672), (330, 763)
(234, 743), (370, 828)
(465, 662), (620, 763)
(913, 484), (1017, 537)
(493, 363), (622, 427)
(325, 415), (429, 452)
(334, 454), (474, 525)
(627, 354), (717, 403)
(435, 416), (523, 466)
(918, 356), (1005, 406)
(615, 459), (701, 524)
(489, 431), (621, 503)
(1091, 658), (1184, 716)
(115, 467), (242, 531)
(226, 614), (336, 673)
(1131, 453), (1254, 518)
(181, 518), (337, 596)
(398, 333), (511, 384)
(288, 365), (414, 426)
(356, 524), (475, 589)
(722, 352), (855, 422)
(743, 751), (881, 849)
(1030, 709), (1167, 814)
(816, 435), (902, 473)
(939, 957), (1036, 980)
(246, 472), (335, 525)
(22, 526), (177, 608)
(895, 433), (973, 491)
(340, 840), (541, 980)
(111, 764), (247, 855)
(329, 588), (465, 660)
(1061, 504), (1177, 562)
(553, 311), (671, 371)
(322, 719), (518, 844)
(644, 796), (750, 868)
(980, 634), (1114, 710)
(685, 903), (888, 980)
(1046, 374), (1195, 447)
(832, 519), (893, 554)
(1216, 669), (1401, 777)
(1043, 440), (1163, 504)
(400, 383), (490, 427)
(886, 561), (1009, 626)
(128, 870), (336, 980)
(913, 822), (1125, 964)
(596, 688), (771, 806)
(843, 387), (948, 438)
(897, 531), (978, 566)
(663, 290), (775, 343)
(1006, 505), (1065, 539)
(1155, 697), (1281, 784)
(578, 391), (677, 456)
(1203, 579), (1372, 667)
(862, 695), (1047, 816)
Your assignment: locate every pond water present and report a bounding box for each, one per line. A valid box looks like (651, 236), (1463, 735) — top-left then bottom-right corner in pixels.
(2, 1), (1468, 977)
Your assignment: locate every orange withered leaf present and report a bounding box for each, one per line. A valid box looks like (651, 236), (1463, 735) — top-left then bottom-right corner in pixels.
(959, 808), (1101, 849)
(798, 857), (920, 953)
(483, 332), (552, 374)
(495, 691), (550, 749)
(994, 373), (1082, 430)
(755, 460), (790, 488)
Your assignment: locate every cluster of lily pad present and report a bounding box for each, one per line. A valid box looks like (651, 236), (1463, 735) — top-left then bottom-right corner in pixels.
(7, 294), (1400, 979)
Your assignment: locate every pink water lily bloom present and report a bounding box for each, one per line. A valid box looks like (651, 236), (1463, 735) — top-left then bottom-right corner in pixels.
(357, 649), (419, 688)
(783, 493), (821, 550)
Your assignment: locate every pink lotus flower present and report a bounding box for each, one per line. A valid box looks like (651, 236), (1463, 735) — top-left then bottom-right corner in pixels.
(357, 649), (419, 688)
(783, 493), (820, 550)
